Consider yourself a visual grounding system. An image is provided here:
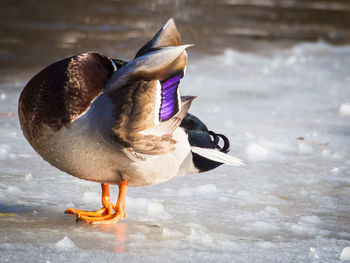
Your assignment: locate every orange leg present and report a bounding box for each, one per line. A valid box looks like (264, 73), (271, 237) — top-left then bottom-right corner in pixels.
(77, 180), (129, 224)
(65, 183), (115, 217)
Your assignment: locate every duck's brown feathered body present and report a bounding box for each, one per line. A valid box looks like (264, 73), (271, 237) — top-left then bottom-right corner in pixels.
(19, 51), (196, 186)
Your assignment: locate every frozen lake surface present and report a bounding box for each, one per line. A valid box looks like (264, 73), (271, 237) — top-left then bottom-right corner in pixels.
(1, 41), (350, 262)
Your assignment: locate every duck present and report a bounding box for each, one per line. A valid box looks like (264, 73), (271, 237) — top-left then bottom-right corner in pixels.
(18, 18), (244, 224)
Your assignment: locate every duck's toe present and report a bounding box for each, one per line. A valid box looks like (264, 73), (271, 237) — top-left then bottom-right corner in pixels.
(65, 207), (110, 217)
(76, 212), (126, 225)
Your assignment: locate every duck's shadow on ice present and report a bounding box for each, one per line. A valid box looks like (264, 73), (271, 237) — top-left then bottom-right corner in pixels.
(0, 203), (31, 214)
(0, 202), (165, 237)
(0, 202), (75, 227)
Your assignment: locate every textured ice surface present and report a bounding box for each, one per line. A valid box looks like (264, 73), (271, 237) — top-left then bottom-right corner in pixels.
(0, 42), (350, 262)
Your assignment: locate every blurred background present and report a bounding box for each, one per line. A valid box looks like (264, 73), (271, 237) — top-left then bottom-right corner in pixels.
(1, 0), (350, 80)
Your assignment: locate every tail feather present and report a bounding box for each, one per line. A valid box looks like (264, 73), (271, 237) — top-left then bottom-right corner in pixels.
(191, 147), (245, 167)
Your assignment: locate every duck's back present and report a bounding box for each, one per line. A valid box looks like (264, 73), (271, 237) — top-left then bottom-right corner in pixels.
(18, 52), (114, 141)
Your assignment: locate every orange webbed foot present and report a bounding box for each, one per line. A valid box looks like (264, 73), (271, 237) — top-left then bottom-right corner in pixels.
(65, 181), (128, 225)
(65, 183), (114, 218)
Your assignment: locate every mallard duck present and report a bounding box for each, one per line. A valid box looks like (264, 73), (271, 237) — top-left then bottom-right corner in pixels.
(18, 19), (244, 224)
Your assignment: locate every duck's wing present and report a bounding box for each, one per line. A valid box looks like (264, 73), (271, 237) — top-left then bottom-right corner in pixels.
(109, 18), (181, 71)
(105, 45), (193, 155)
(135, 18), (181, 58)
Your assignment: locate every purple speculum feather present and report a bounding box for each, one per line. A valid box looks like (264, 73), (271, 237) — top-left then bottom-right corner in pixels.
(159, 74), (182, 121)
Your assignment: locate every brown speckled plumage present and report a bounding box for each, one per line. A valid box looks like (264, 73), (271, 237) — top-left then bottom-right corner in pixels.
(18, 52), (114, 139)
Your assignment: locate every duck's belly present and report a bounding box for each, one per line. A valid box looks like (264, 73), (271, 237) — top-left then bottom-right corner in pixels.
(25, 121), (193, 187)
(123, 129), (195, 186)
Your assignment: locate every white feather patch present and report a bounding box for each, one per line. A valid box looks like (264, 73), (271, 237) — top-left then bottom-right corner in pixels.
(110, 59), (117, 72)
(154, 81), (162, 125)
(191, 147), (245, 167)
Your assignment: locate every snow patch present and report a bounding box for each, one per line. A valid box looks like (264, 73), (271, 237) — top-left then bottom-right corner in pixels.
(298, 142), (313, 154)
(147, 202), (169, 220)
(250, 221), (280, 233)
(290, 221), (330, 236)
(126, 197), (150, 213)
(339, 103), (350, 116)
(0, 144), (11, 160)
(286, 55), (297, 65)
(7, 185), (22, 195)
(55, 236), (76, 251)
(187, 223), (212, 245)
(265, 206), (281, 215)
(246, 143), (270, 161)
(309, 247), (321, 259)
(340, 247), (350, 261)
(25, 173), (32, 181)
(300, 215), (322, 225)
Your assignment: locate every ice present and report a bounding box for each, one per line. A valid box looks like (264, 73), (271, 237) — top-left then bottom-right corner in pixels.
(162, 228), (183, 239)
(340, 247), (350, 260)
(0, 243), (15, 250)
(331, 167), (339, 174)
(0, 144), (10, 160)
(298, 142), (314, 154)
(265, 206), (281, 215)
(339, 103), (350, 116)
(178, 188), (193, 197)
(310, 247), (321, 259)
(249, 221), (281, 233)
(1, 41), (350, 262)
(195, 184), (216, 193)
(55, 236), (76, 251)
(83, 191), (100, 203)
(300, 215), (322, 225)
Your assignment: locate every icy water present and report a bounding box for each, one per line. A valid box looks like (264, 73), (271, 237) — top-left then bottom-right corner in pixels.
(1, 1), (350, 262)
